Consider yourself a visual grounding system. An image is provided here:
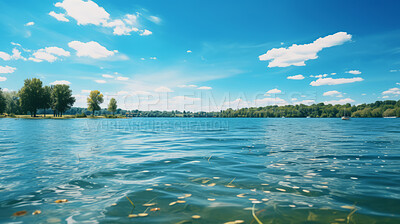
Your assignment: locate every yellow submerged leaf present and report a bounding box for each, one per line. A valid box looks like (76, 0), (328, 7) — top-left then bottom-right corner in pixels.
(192, 215), (201, 219)
(32, 210), (41, 215)
(55, 199), (68, 203)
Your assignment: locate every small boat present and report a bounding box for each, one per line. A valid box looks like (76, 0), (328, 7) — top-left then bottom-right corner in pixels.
(306, 116), (310, 118)
(383, 116), (397, 118)
(342, 116), (350, 120)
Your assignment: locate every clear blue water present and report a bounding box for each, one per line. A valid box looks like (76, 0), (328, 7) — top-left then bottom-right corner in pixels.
(0, 118), (399, 223)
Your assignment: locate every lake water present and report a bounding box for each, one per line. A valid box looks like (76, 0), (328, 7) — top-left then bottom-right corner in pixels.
(0, 118), (399, 223)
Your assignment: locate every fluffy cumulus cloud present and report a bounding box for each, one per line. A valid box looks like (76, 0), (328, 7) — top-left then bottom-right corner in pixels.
(155, 86), (173, 93)
(0, 76), (6, 82)
(266, 88), (282, 94)
(0, 66), (16, 74)
(197, 86), (212, 90)
(287, 74), (304, 80)
(323, 90), (343, 97)
(51, 0), (153, 36)
(140, 29), (152, 36)
(382, 87), (400, 95)
(346, 70), (361, 75)
(0, 48), (26, 61)
(310, 77), (364, 86)
(50, 80), (71, 85)
(29, 47), (70, 62)
(68, 41), (115, 59)
(95, 79), (106, 83)
(324, 98), (355, 105)
(259, 32), (352, 67)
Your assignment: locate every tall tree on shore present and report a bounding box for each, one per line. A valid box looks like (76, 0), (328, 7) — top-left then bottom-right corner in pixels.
(3, 91), (21, 115)
(0, 88), (6, 114)
(87, 90), (103, 116)
(107, 98), (117, 116)
(41, 86), (52, 117)
(52, 84), (75, 117)
(18, 78), (44, 117)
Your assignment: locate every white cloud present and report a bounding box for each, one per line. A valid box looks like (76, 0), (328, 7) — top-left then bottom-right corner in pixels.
(323, 90), (343, 97)
(382, 87), (400, 95)
(314, 74), (329, 78)
(324, 98), (355, 105)
(50, 80), (71, 85)
(346, 70), (361, 75)
(0, 52), (11, 60)
(382, 96), (389, 99)
(259, 32), (352, 67)
(29, 47), (70, 62)
(155, 86), (173, 92)
(68, 41), (115, 59)
(390, 70), (398, 72)
(25, 22), (34, 26)
(81, 89), (91, 93)
(148, 16), (161, 24)
(197, 86), (212, 90)
(187, 50), (192, 53)
(331, 73), (336, 75)
(95, 79), (106, 83)
(116, 76), (129, 81)
(0, 66), (17, 74)
(287, 74), (304, 80)
(53, 0), (150, 36)
(149, 57), (157, 60)
(55, 0), (109, 25)
(103, 18), (139, 35)
(0, 48), (26, 61)
(178, 84), (197, 88)
(266, 88), (282, 94)
(140, 29), (152, 36)
(396, 83), (400, 85)
(49, 11), (69, 22)
(294, 99), (316, 105)
(361, 93), (366, 96)
(310, 77), (364, 86)
(0, 77), (6, 82)
(102, 74), (114, 78)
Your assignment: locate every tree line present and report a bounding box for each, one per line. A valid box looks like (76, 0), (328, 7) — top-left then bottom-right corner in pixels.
(0, 78), (118, 117)
(1, 79), (399, 118)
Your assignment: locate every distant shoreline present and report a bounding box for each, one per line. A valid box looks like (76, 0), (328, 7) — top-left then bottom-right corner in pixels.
(0, 115), (397, 119)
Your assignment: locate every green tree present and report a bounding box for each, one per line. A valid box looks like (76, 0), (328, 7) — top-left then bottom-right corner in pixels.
(18, 78), (44, 117)
(0, 88), (6, 114)
(41, 86), (52, 117)
(87, 90), (104, 116)
(52, 84), (75, 117)
(383, 108), (396, 117)
(4, 91), (21, 115)
(107, 98), (117, 116)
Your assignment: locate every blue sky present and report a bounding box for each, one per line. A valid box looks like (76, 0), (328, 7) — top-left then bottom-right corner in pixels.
(0, 0), (399, 111)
